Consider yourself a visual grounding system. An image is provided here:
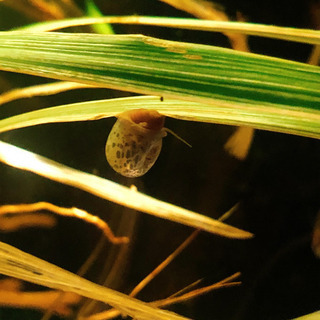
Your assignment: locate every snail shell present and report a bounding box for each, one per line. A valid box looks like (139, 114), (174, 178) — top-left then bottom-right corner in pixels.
(105, 109), (166, 177)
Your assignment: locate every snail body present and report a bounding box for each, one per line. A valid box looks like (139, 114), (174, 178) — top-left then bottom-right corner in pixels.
(105, 109), (166, 177)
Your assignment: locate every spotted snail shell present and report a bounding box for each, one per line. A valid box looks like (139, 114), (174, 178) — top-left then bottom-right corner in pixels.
(105, 109), (166, 177)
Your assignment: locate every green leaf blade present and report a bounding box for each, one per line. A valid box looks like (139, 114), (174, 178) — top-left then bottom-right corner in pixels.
(0, 96), (318, 139)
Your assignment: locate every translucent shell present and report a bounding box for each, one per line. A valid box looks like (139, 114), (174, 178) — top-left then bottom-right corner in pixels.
(105, 109), (166, 177)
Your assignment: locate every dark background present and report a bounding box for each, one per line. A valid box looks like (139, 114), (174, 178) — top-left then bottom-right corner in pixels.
(0, 0), (319, 319)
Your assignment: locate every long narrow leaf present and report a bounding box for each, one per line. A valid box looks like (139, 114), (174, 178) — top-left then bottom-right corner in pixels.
(0, 241), (188, 320)
(0, 96), (319, 139)
(0, 32), (318, 116)
(292, 311), (320, 320)
(16, 16), (320, 46)
(0, 140), (253, 239)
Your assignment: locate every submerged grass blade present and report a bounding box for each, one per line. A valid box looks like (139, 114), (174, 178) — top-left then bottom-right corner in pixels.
(0, 241), (189, 320)
(0, 32), (319, 116)
(292, 311), (320, 320)
(0, 140), (253, 239)
(0, 81), (93, 106)
(0, 96), (318, 139)
(16, 16), (320, 46)
(85, 1), (114, 35)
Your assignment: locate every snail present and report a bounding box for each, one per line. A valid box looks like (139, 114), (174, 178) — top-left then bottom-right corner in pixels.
(105, 109), (190, 177)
